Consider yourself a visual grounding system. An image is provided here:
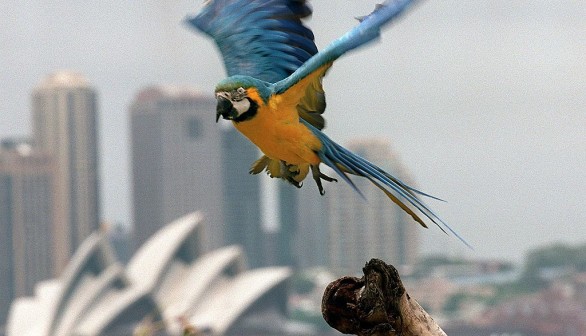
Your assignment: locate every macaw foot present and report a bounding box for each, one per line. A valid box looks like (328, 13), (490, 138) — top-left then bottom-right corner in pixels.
(311, 165), (338, 195)
(249, 156), (308, 188)
(286, 176), (303, 188)
(282, 162), (304, 188)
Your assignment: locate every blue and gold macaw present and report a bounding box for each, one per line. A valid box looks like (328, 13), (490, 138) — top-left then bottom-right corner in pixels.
(188, 0), (468, 245)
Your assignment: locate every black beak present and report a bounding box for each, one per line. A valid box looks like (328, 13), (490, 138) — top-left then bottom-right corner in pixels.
(216, 96), (233, 122)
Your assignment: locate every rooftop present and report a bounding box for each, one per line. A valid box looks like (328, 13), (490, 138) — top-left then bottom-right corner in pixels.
(36, 71), (91, 89)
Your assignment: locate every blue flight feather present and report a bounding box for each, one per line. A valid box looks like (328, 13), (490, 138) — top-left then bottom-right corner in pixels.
(187, 0), (318, 83)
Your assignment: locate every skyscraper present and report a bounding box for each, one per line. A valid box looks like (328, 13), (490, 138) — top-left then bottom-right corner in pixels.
(325, 139), (419, 274)
(130, 85), (262, 256)
(271, 183), (299, 267)
(221, 126), (264, 267)
(31, 71), (101, 273)
(0, 139), (56, 326)
(293, 179), (329, 269)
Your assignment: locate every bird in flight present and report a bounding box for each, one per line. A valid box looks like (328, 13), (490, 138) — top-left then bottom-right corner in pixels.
(187, 0), (468, 246)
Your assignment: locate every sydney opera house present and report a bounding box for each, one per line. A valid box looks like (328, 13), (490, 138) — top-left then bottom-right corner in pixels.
(6, 212), (297, 336)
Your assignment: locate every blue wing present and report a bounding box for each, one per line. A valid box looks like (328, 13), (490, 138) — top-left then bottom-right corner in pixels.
(274, 0), (418, 94)
(186, 0), (318, 84)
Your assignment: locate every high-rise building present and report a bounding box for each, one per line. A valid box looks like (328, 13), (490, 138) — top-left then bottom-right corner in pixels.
(293, 179), (329, 269)
(221, 127), (264, 267)
(31, 71), (101, 273)
(325, 139), (420, 274)
(130, 86), (262, 257)
(271, 183), (300, 267)
(0, 139), (56, 326)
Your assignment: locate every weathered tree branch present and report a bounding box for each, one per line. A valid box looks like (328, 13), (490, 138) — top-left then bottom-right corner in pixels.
(322, 259), (446, 336)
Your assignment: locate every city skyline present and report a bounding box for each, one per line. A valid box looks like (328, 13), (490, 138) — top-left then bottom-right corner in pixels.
(1, 1), (585, 262)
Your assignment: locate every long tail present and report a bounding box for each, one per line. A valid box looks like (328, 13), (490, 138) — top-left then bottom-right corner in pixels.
(303, 120), (472, 248)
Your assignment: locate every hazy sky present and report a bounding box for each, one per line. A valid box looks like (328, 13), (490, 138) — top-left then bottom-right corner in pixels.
(1, 1), (585, 262)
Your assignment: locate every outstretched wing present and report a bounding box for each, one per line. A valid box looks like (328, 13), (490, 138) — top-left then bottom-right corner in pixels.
(274, 0), (417, 97)
(187, 0), (326, 129)
(187, 0), (316, 82)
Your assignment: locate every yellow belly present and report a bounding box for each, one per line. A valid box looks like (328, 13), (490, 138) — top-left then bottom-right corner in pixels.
(232, 98), (322, 166)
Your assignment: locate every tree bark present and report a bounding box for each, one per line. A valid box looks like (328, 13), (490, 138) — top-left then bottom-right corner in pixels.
(321, 259), (447, 336)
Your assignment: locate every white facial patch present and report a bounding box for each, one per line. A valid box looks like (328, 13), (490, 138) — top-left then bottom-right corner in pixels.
(231, 98), (251, 116)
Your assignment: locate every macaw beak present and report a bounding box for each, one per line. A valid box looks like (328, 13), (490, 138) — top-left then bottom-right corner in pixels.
(216, 95), (233, 122)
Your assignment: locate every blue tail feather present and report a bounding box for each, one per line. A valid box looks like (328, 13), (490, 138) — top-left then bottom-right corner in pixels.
(336, 148), (442, 226)
(302, 120), (472, 248)
(319, 148), (366, 200)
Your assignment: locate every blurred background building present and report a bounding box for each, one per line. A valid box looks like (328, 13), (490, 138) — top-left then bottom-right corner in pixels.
(0, 139), (56, 327)
(219, 116), (266, 268)
(129, 86), (267, 265)
(130, 85), (224, 250)
(319, 139), (419, 275)
(31, 71), (101, 273)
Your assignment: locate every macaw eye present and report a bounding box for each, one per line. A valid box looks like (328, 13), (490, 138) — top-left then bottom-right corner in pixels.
(232, 87), (247, 101)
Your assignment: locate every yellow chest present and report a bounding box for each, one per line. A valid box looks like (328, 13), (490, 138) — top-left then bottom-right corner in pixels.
(232, 94), (322, 165)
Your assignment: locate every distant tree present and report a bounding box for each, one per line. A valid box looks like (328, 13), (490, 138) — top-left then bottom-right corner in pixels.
(517, 242), (586, 290)
(443, 293), (467, 313)
(412, 255), (469, 278)
(524, 243), (577, 270)
(575, 243), (586, 271)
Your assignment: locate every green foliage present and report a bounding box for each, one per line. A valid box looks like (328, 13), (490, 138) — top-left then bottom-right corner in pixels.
(524, 243), (577, 271)
(420, 255), (470, 267)
(576, 245), (586, 271)
(488, 242), (586, 305)
(443, 293), (467, 313)
(521, 242), (586, 282)
(412, 255), (470, 278)
(488, 280), (539, 306)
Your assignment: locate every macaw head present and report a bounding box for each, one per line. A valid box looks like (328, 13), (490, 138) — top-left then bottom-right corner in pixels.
(214, 75), (271, 123)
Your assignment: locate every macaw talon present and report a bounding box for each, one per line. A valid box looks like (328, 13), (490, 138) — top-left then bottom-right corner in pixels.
(311, 165), (337, 196)
(286, 177), (303, 188)
(319, 172), (337, 183)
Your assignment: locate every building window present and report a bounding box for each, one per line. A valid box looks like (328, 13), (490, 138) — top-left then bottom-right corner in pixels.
(187, 117), (201, 139)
